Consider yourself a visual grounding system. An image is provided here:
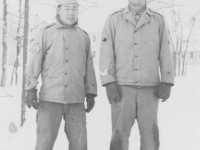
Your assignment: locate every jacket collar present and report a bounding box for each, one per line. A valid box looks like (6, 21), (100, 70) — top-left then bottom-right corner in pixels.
(123, 6), (130, 15)
(146, 8), (153, 16)
(123, 6), (152, 29)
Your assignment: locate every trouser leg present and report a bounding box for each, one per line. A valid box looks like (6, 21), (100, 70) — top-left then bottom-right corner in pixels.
(64, 103), (87, 150)
(110, 86), (137, 150)
(137, 87), (160, 150)
(35, 100), (63, 150)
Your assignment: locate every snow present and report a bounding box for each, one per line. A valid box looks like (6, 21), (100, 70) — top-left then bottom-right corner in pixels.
(1, 65), (200, 150)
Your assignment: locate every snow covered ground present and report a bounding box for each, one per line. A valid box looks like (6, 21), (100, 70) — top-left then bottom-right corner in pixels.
(0, 65), (200, 150)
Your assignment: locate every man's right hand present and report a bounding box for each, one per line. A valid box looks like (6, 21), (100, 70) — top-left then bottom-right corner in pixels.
(25, 88), (39, 110)
(105, 82), (121, 104)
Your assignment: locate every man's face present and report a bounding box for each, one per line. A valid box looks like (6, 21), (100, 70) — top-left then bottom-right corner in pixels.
(57, 3), (79, 25)
(128, 0), (146, 7)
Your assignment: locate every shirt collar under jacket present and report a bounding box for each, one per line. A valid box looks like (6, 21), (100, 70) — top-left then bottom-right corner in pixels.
(123, 6), (153, 16)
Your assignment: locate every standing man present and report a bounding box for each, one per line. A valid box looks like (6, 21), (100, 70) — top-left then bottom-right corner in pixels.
(25, 0), (97, 150)
(99, 0), (174, 150)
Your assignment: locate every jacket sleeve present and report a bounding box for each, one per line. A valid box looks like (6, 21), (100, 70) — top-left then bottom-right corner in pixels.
(99, 15), (117, 86)
(159, 16), (175, 85)
(25, 28), (47, 90)
(84, 36), (97, 96)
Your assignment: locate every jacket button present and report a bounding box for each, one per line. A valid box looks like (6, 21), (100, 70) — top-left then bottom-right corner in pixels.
(65, 85), (67, 88)
(135, 55), (138, 58)
(65, 60), (68, 62)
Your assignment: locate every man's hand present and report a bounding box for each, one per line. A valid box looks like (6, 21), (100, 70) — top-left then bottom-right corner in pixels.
(154, 83), (173, 102)
(25, 88), (39, 110)
(105, 82), (121, 104)
(86, 94), (95, 113)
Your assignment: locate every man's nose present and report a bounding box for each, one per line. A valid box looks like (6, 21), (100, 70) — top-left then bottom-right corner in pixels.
(68, 9), (73, 15)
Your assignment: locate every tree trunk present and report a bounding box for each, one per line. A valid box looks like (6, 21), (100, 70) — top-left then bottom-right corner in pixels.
(1, 0), (8, 87)
(178, 54), (181, 76)
(184, 62), (187, 76)
(172, 51), (176, 76)
(21, 0), (29, 127)
(182, 52), (186, 76)
(182, 18), (196, 76)
(11, 0), (22, 86)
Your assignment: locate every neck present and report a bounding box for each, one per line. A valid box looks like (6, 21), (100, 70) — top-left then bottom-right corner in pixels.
(129, 4), (145, 14)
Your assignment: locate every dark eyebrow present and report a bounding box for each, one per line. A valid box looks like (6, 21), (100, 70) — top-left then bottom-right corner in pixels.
(62, 5), (78, 9)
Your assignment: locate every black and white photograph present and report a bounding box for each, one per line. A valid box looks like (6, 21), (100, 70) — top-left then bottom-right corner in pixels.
(0, 0), (200, 150)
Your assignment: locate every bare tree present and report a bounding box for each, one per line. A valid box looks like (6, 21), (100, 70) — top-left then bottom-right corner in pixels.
(10, 0), (23, 86)
(21, 0), (30, 127)
(150, 0), (200, 76)
(182, 12), (200, 76)
(1, 0), (8, 87)
(170, 6), (200, 76)
(171, 4), (182, 76)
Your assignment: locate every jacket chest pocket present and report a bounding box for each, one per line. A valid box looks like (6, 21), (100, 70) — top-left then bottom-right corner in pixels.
(141, 25), (160, 59)
(50, 35), (71, 63)
(115, 36), (133, 56)
(143, 39), (159, 60)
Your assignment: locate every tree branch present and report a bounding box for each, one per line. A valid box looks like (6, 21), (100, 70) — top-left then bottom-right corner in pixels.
(79, 5), (104, 14)
(32, 0), (56, 8)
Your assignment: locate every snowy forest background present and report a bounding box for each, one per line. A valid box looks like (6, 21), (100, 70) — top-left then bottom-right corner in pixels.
(0, 0), (200, 150)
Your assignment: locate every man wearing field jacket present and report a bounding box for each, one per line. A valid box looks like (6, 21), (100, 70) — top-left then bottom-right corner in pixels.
(99, 0), (174, 149)
(25, 0), (97, 149)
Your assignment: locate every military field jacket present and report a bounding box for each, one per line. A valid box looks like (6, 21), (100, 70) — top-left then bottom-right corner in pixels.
(99, 6), (174, 86)
(26, 21), (97, 104)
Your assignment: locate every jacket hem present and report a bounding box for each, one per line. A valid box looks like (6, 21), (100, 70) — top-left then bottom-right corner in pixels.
(39, 96), (85, 104)
(117, 81), (160, 86)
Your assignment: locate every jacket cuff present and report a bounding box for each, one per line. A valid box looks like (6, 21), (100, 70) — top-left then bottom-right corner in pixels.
(27, 86), (37, 92)
(25, 79), (39, 90)
(100, 75), (116, 86)
(86, 94), (96, 98)
(161, 76), (174, 85)
(161, 82), (174, 86)
(85, 89), (97, 97)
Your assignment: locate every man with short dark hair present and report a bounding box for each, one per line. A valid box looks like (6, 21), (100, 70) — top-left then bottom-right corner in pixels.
(99, 0), (174, 149)
(25, 0), (97, 149)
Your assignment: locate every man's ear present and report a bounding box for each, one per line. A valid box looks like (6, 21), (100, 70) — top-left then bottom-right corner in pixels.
(77, 7), (79, 14)
(56, 6), (60, 15)
(77, 5), (80, 14)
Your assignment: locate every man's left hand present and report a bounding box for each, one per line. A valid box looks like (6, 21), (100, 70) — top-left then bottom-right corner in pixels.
(154, 83), (173, 102)
(86, 94), (95, 113)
